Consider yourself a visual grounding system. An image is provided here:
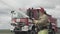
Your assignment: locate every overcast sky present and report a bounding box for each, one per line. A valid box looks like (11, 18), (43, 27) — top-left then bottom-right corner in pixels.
(0, 0), (60, 29)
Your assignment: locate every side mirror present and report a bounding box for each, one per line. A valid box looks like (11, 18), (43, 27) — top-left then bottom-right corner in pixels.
(11, 11), (14, 13)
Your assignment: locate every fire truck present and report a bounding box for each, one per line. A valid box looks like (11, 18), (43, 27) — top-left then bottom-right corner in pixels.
(11, 7), (57, 34)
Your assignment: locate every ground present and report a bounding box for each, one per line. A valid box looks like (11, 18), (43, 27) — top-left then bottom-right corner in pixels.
(0, 29), (14, 34)
(0, 29), (60, 34)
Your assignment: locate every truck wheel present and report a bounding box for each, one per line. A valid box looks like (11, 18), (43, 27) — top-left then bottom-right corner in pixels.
(19, 31), (28, 34)
(30, 31), (36, 34)
(30, 25), (36, 34)
(14, 31), (20, 34)
(52, 30), (56, 34)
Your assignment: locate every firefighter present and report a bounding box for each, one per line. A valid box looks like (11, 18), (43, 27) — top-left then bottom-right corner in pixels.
(33, 8), (49, 34)
(33, 8), (48, 27)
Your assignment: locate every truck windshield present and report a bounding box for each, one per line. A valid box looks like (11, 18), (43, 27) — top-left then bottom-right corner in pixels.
(12, 11), (27, 19)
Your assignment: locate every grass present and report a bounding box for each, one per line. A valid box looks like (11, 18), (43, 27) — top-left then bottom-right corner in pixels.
(0, 29), (14, 34)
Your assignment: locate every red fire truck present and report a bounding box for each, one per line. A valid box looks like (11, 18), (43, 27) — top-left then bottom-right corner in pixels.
(11, 8), (57, 34)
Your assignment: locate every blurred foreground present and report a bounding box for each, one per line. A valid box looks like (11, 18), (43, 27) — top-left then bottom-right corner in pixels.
(0, 29), (60, 34)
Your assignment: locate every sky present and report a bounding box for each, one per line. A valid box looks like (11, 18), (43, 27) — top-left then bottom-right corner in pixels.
(0, 0), (60, 29)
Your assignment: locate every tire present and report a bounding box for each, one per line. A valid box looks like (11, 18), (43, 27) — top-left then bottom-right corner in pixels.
(30, 25), (36, 34)
(30, 31), (36, 34)
(14, 31), (20, 34)
(52, 30), (56, 34)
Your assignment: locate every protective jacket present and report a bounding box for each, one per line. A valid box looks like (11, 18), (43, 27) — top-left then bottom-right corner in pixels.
(33, 14), (48, 26)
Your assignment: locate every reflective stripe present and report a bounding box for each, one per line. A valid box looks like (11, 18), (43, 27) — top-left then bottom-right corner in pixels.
(28, 19), (32, 22)
(16, 19), (20, 22)
(52, 23), (56, 25)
